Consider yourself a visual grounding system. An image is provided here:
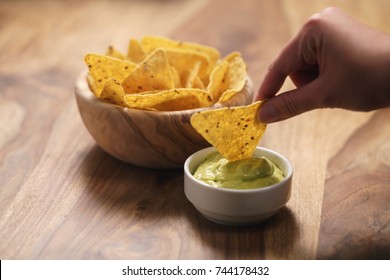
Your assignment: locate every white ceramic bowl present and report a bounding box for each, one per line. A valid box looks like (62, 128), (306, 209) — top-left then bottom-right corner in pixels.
(184, 147), (293, 226)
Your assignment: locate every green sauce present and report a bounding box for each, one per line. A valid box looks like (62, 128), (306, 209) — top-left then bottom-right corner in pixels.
(193, 152), (284, 189)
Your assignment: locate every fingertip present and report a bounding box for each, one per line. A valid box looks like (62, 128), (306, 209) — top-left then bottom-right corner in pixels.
(257, 100), (279, 123)
(258, 81), (324, 123)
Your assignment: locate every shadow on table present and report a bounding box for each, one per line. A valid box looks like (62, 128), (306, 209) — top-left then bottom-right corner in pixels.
(79, 145), (301, 259)
(189, 207), (301, 259)
(79, 145), (188, 219)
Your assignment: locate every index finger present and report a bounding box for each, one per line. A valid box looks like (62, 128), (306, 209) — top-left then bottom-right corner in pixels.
(256, 26), (319, 101)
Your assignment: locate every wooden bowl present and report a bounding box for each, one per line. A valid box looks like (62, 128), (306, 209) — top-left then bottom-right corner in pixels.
(74, 71), (254, 169)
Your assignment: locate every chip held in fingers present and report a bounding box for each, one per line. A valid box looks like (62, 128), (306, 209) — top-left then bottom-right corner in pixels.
(190, 101), (267, 161)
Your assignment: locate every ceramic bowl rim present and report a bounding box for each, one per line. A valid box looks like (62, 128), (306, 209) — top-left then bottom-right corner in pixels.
(184, 146), (293, 194)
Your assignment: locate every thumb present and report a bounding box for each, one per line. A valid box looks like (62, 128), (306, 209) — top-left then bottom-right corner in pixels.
(258, 80), (325, 123)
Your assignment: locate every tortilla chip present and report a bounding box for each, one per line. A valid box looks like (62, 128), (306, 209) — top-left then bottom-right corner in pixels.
(185, 61), (201, 88)
(84, 53), (137, 97)
(170, 66), (182, 88)
(207, 59), (229, 101)
(124, 88), (213, 111)
(191, 76), (205, 89)
(121, 49), (175, 94)
(164, 48), (211, 85)
(105, 45), (126, 60)
(218, 52), (247, 102)
(190, 101), (266, 161)
(140, 36), (221, 65)
(100, 78), (127, 106)
(127, 38), (146, 63)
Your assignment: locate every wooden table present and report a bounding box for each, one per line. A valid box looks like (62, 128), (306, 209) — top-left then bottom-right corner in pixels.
(1, 0), (389, 260)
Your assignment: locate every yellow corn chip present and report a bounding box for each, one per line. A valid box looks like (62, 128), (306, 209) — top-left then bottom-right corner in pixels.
(185, 61), (201, 88)
(218, 52), (247, 102)
(191, 76), (205, 89)
(190, 101), (266, 161)
(127, 38), (146, 63)
(141, 36), (221, 65)
(124, 88), (213, 111)
(105, 45), (126, 60)
(170, 66), (182, 88)
(207, 59), (229, 101)
(121, 49), (175, 94)
(100, 78), (127, 106)
(84, 53), (137, 97)
(164, 48), (211, 85)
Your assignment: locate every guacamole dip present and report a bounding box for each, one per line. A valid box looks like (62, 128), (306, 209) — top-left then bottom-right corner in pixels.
(193, 152), (284, 189)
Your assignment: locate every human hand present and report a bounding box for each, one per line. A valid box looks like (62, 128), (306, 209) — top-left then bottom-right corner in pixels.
(256, 7), (390, 123)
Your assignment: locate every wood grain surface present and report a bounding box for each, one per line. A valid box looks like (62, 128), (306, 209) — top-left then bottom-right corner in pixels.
(0, 0), (389, 259)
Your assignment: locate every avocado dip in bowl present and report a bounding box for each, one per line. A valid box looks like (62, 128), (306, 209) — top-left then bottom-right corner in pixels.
(184, 147), (292, 226)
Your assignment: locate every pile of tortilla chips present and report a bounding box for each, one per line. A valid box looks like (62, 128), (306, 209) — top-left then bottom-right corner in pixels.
(84, 36), (248, 111)
(84, 36), (266, 161)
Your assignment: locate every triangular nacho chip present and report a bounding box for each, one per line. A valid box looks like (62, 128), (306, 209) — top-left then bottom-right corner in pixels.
(84, 53), (137, 97)
(164, 48), (211, 86)
(207, 59), (229, 101)
(100, 78), (127, 106)
(190, 101), (266, 161)
(218, 52), (247, 102)
(141, 36), (221, 66)
(105, 45), (126, 60)
(121, 49), (175, 94)
(127, 38), (146, 63)
(185, 61), (201, 88)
